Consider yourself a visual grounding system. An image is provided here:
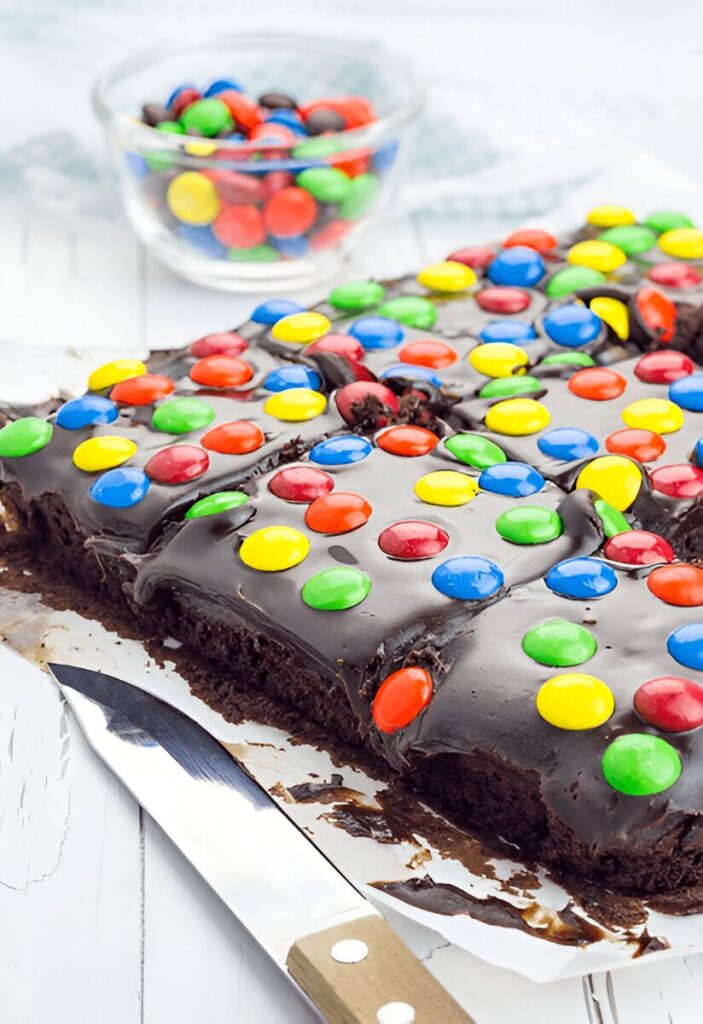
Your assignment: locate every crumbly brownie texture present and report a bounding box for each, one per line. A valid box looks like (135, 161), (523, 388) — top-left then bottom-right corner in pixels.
(1, 205), (703, 906)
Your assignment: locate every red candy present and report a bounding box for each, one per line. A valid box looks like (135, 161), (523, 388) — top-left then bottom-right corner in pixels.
(335, 381), (400, 427)
(648, 262), (701, 289)
(605, 428), (666, 463)
(647, 564), (703, 607)
(264, 187), (317, 237)
(635, 287), (677, 343)
(604, 530), (675, 566)
(300, 96), (375, 130)
(110, 374), (175, 406)
(306, 333), (364, 363)
(378, 520), (449, 560)
(304, 491), (372, 535)
(502, 228), (557, 254)
(171, 87), (201, 119)
(218, 90), (261, 132)
(446, 246), (495, 271)
(309, 219), (353, 250)
(475, 286), (530, 314)
(202, 169), (265, 204)
(262, 171), (295, 199)
(190, 355), (253, 388)
(372, 666), (433, 734)
(212, 204), (266, 249)
(634, 676), (703, 732)
(145, 444), (209, 485)
(268, 466), (334, 503)
(650, 464), (703, 499)
(189, 332), (248, 358)
(334, 148), (370, 178)
(568, 367), (627, 401)
(376, 425), (439, 457)
(397, 339), (457, 369)
(201, 420), (265, 454)
(633, 350), (694, 384)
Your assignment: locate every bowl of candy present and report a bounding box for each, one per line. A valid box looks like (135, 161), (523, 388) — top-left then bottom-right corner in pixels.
(93, 34), (424, 291)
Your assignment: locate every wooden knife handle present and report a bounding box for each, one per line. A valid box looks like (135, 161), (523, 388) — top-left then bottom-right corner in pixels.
(287, 914), (474, 1024)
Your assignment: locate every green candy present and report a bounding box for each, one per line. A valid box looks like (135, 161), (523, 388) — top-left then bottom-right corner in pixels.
(328, 280), (385, 312)
(296, 167), (351, 204)
(339, 173), (379, 220)
(228, 244), (278, 263)
(444, 433), (506, 469)
(594, 498), (631, 538)
(179, 99), (233, 138)
(479, 375), (542, 400)
(152, 398), (215, 435)
(495, 505), (563, 545)
(643, 211), (694, 235)
(598, 225), (657, 256)
(602, 734), (682, 796)
(541, 351), (596, 368)
(301, 566), (371, 611)
(185, 491), (249, 520)
(377, 295), (437, 330)
(0, 417), (52, 458)
(146, 121), (185, 172)
(522, 618), (597, 668)
(546, 266), (606, 298)
(292, 137), (339, 161)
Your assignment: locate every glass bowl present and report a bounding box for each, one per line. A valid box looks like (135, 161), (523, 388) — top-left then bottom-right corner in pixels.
(93, 34), (424, 291)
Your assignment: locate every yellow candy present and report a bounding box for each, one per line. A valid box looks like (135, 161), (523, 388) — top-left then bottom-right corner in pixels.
(184, 139), (217, 156)
(576, 455), (642, 511)
(166, 172), (220, 225)
(417, 260), (477, 293)
(567, 240), (626, 273)
(271, 312), (331, 344)
(590, 296), (629, 340)
(658, 228), (703, 261)
(73, 435), (137, 472)
(484, 398), (550, 436)
(263, 388), (327, 422)
(469, 342), (528, 378)
(536, 673), (614, 730)
(586, 205), (636, 228)
(88, 359), (147, 392)
(414, 470), (478, 507)
(621, 398), (683, 435)
(239, 526), (309, 572)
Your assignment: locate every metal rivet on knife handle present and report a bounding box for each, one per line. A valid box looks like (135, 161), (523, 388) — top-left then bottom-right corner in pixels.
(286, 915), (475, 1024)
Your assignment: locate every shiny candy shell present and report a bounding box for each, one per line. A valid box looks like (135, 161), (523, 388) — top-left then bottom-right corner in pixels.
(602, 734), (681, 796)
(378, 520), (449, 560)
(634, 350), (694, 384)
(644, 211), (694, 234)
(328, 280), (385, 312)
(111, 374), (175, 406)
(475, 287), (530, 314)
(634, 676), (703, 732)
(669, 373), (703, 412)
(88, 359), (147, 392)
(537, 427), (599, 461)
(431, 556), (504, 600)
(648, 263), (701, 289)
(372, 667), (433, 734)
(73, 435), (137, 472)
(417, 260), (477, 293)
(145, 445), (209, 485)
(567, 239), (626, 273)
(167, 172), (220, 225)
(536, 673), (614, 730)
(522, 620), (596, 668)
(545, 557), (618, 599)
(347, 316), (404, 350)
(658, 228), (703, 260)
(469, 342), (529, 378)
(484, 398), (550, 436)
(479, 320), (537, 345)
(301, 567), (371, 611)
(376, 425), (438, 457)
(305, 491), (371, 534)
(621, 398), (683, 435)
(152, 398), (215, 435)
(268, 465), (333, 502)
(398, 339), (457, 369)
(603, 530), (674, 566)
(495, 505), (563, 545)
(478, 461), (544, 497)
(251, 299), (304, 325)
(190, 355), (253, 388)
(309, 435), (372, 465)
(647, 564), (703, 607)
(502, 228), (557, 253)
(635, 287), (677, 343)
(376, 296), (437, 330)
(306, 334), (364, 362)
(190, 332), (248, 358)
(264, 388), (326, 422)
(586, 205), (636, 228)
(594, 499), (630, 538)
(239, 525), (309, 572)
(447, 246), (494, 270)
(271, 312), (330, 344)
(576, 455), (642, 511)
(479, 376), (542, 399)
(543, 304), (601, 348)
(649, 464), (703, 499)
(262, 365), (321, 392)
(56, 396), (118, 430)
(598, 225), (656, 256)
(667, 623), (703, 671)
(444, 433), (506, 469)
(568, 367), (627, 401)
(0, 417), (52, 457)
(604, 428), (665, 463)
(185, 491), (248, 519)
(414, 470), (478, 506)
(546, 266), (606, 298)
(201, 420), (265, 454)
(589, 296), (629, 340)
(488, 246), (545, 288)
(90, 467), (149, 508)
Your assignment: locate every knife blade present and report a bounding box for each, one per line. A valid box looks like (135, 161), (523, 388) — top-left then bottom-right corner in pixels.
(48, 663), (473, 1024)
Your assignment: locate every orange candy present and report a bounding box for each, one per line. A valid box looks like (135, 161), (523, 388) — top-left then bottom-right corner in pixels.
(372, 666), (433, 734)
(111, 374), (175, 406)
(376, 425), (439, 457)
(397, 339), (457, 369)
(635, 287), (677, 343)
(304, 491), (372, 535)
(605, 428), (666, 463)
(190, 355), (253, 388)
(502, 228), (558, 253)
(201, 420), (265, 454)
(647, 564), (703, 607)
(568, 367), (627, 401)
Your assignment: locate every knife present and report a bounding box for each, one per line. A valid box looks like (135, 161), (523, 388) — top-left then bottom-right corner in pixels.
(47, 663), (473, 1024)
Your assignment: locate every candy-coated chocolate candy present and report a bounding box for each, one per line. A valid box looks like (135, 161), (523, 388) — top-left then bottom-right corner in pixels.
(376, 295), (437, 330)
(589, 296), (629, 340)
(635, 676), (703, 732)
(586, 205), (636, 228)
(398, 339), (457, 370)
(541, 351), (596, 368)
(502, 228), (557, 253)
(479, 320), (537, 345)
(658, 228), (703, 260)
(567, 239), (626, 273)
(265, 108), (306, 133)
(414, 470), (479, 507)
(335, 381), (399, 426)
(536, 673), (614, 730)
(594, 498), (630, 538)
(218, 90), (261, 132)
(328, 280), (385, 312)
(309, 219), (353, 251)
(347, 316), (404, 350)
(479, 375), (542, 399)
(444, 433), (506, 469)
(152, 397), (215, 434)
(635, 287), (677, 343)
(239, 525), (309, 572)
(598, 225), (657, 256)
(537, 427), (599, 461)
(431, 556), (504, 600)
(56, 395), (118, 430)
(199, 173), (258, 206)
(484, 398), (551, 436)
(305, 490), (371, 534)
(446, 246), (494, 270)
(264, 187), (316, 237)
(73, 435), (137, 472)
(205, 79), (243, 97)
(338, 173), (378, 220)
(469, 342), (529, 378)
(301, 566), (371, 611)
(522, 619), (597, 668)
(201, 420), (265, 454)
(167, 172), (220, 225)
(372, 666), (433, 734)
(479, 461), (544, 497)
(644, 211), (694, 234)
(576, 454), (642, 511)
(0, 417), (52, 457)
(378, 520), (449, 560)
(545, 557), (618, 599)
(190, 354), (253, 388)
(417, 260), (477, 293)
(495, 505), (563, 545)
(251, 299), (304, 325)
(602, 734), (681, 796)
(543, 304), (601, 348)
(212, 204), (265, 249)
(621, 398), (683, 435)
(668, 623), (703, 671)
(296, 167), (351, 204)
(697, 439), (703, 468)
(168, 84), (200, 116)
(376, 425), (438, 457)
(271, 311), (330, 344)
(568, 367), (627, 401)
(648, 262), (701, 289)
(180, 98), (233, 137)
(90, 467), (150, 508)
(264, 388), (326, 422)
(380, 363), (442, 389)
(310, 434), (372, 466)
(229, 243), (278, 263)
(111, 374), (175, 406)
(546, 266), (606, 298)
(269, 465), (333, 503)
(144, 444), (209, 485)
(604, 529), (674, 565)
(305, 107), (347, 134)
(650, 463), (703, 499)
(476, 287), (531, 314)
(183, 138), (218, 158)
(634, 349), (694, 384)
(488, 246), (545, 288)
(669, 373), (703, 412)
(647, 563), (703, 607)
(185, 490), (248, 519)
(306, 333), (365, 363)
(89, 359), (147, 392)
(262, 365), (321, 392)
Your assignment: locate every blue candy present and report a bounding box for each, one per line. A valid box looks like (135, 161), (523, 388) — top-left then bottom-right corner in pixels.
(478, 461), (544, 497)
(537, 427), (600, 461)
(251, 299), (305, 325)
(90, 467), (150, 509)
(669, 373), (703, 412)
(667, 623), (703, 672)
(309, 435), (373, 466)
(487, 246), (545, 288)
(545, 557), (617, 599)
(263, 365), (321, 392)
(543, 304), (601, 348)
(373, 140), (399, 174)
(270, 234), (310, 258)
(204, 79), (244, 97)
(265, 109), (307, 134)
(696, 438), (703, 468)
(431, 556), (505, 600)
(380, 364), (442, 389)
(348, 316), (404, 350)
(125, 152), (150, 180)
(479, 320), (537, 345)
(166, 83), (196, 108)
(178, 223), (228, 259)
(56, 395), (119, 431)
